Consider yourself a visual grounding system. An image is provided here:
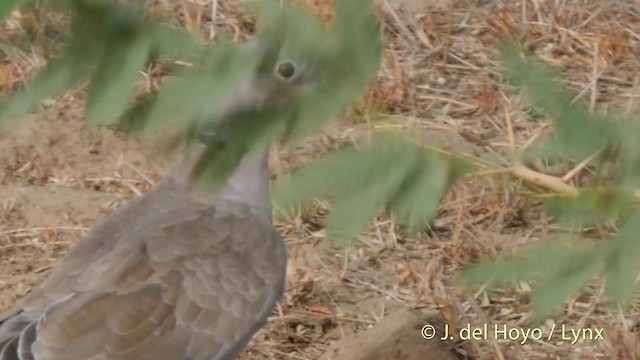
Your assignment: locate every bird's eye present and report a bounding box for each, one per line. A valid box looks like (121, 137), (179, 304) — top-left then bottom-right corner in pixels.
(276, 60), (296, 80)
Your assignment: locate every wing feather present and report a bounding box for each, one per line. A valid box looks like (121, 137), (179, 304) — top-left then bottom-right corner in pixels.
(0, 197), (286, 360)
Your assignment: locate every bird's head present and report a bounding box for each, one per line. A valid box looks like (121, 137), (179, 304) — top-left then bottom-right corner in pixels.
(196, 34), (321, 146)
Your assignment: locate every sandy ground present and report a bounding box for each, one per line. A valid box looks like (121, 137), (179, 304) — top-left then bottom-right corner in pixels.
(1, 0), (640, 359)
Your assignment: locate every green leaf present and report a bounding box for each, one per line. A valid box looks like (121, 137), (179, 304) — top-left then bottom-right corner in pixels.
(545, 187), (633, 226)
(275, 136), (413, 206)
(274, 146), (380, 209)
(324, 189), (381, 247)
(85, 33), (152, 127)
(0, 58), (84, 125)
(463, 237), (600, 320)
(616, 119), (640, 185)
(0, 0), (20, 22)
(116, 91), (158, 133)
(141, 43), (258, 132)
(149, 24), (199, 59)
(604, 209), (640, 307)
(391, 154), (453, 232)
(530, 246), (600, 320)
(463, 236), (597, 287)
(325, 141), (420, 240)
(191, 107), (286, 189)
(276, 135), (461, 241)
(500, 45), (613, 161)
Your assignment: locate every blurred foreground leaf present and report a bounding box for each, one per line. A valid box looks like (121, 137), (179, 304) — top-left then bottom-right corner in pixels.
(500, 45), (615, 161)
(463, 237), (601, 320)
(0, 0), (21, 22)
(177, 0), (381, 188)
(85, 31), (152, 126)
(0, 0), (382, 191)
(275, 135), (468, 242)
(545, 187), (634, 226)
(0, 0), (197, 127)
(604, 209), (640, 307)
(0, 59), (83, 121)
(463, 44), (640, 319)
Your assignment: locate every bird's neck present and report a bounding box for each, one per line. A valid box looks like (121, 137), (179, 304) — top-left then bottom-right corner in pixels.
(164, 144), (272, 221)
(217, 147), (272, 217)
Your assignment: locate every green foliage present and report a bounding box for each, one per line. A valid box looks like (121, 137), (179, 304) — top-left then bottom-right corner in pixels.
(0, 0), (21, 22)
(0, 0), (384, 193)
(500, 45), (614, 161)
(390, 155), (458, 232)
(604, 208), (640, 307)
(464, 236), (601, 320)
(464, 44), (640, 319)
(0, 58), (83, 121)
(545, 187), (634, 226)
(0, 0), (197, 127)
(85, 31), (151, 126)
(138, 43), (260, 132)
(274, 135), (468, 242)
(5, 0), (638, 326)
(185, 0), (383, 188)
(89, 0), (380, 189)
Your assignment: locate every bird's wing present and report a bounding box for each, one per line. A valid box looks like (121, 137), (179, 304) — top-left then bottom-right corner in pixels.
(0, 201), (287, 360)
(0, 194), (152, 341)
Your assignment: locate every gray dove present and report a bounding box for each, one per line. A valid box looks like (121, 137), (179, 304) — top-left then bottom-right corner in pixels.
(0, 40), (313, 360)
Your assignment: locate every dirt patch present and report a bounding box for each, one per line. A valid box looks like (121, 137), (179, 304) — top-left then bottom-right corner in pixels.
(0, 108), (160, 311)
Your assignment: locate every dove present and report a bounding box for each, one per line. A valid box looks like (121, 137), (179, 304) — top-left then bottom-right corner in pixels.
(0, 38), (314, 360)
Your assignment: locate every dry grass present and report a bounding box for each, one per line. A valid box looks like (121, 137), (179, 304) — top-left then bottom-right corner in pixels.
(1, 0), (640, 359)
